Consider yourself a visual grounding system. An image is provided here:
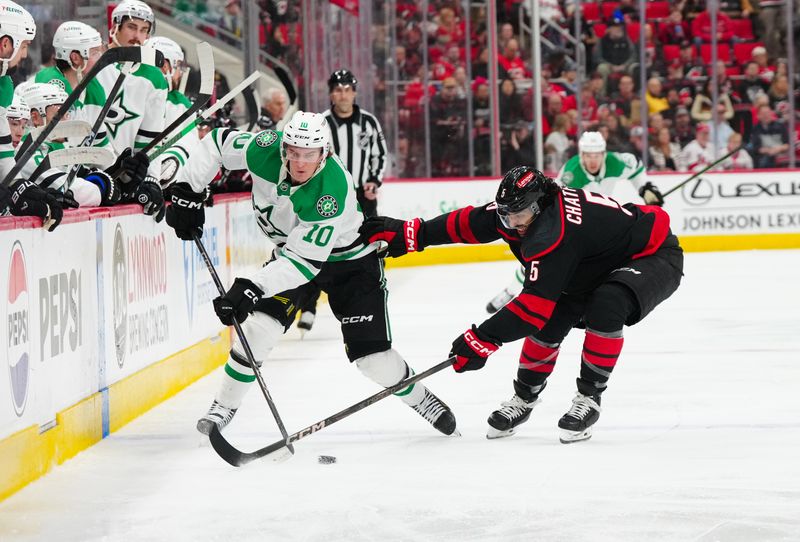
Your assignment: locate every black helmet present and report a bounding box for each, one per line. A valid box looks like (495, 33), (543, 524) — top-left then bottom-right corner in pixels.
(495, 166), (559, 227)
(328, 69), (358, 92)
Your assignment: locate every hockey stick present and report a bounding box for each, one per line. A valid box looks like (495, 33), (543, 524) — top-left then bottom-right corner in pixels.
(209, 356), (456, 467)
(662, 146), (743, 198)
(147, 70), (262, 162)
(28, 120), (92, 142)
(47, 146), (116, 169)
(3, 46), (155, 187)
(191, 231), (295, 458)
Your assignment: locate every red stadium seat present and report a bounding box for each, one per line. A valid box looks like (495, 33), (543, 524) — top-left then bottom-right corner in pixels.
(646, 1), (671, 20)
(733, 42), (764, 64)
(582, 2), (600, 23)
(602, 2), (620, 21)
(700, 43), (731, 64)
(662, 44), (680, 63)
(726, 65), (741, 77)
(626, 22), (653, 42)
(730, 18), (754, 41)
(593, 23), (607, 38)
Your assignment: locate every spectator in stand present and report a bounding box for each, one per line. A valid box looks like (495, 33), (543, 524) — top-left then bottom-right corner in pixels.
(708, 102), (736, 149)
(768, 74), (790, 113)
(501, 120), (536, 171)
(719, 132), (754, 170)
(498, 38), (530, 80)
(719, 0), (754, 18)
(541, 92), (563, 137)
(755, 0), (786, 60)
(750, 103), (789, 168)
(691, 6), (734, 44)
(658, 8), (691, 45)
(608, 74), (638, 128)
(678, 40), (704, 80)
(735, 61), (770, 104)
(680, 123), (716, 171)
(544, 113), (572, 172)
(257, 87), (289, 130)
(604, 114), (630, 152)
(472, 78), (492, 175)
(430, 76), (467, 176)
(645, 77), (670, 115)
(672, 106), (696, 148)
(691, 80), (735, 123)
(593, 18), (638, 92)
(434, 6), (465, 45)
(472, 47), (489, 79)
(751, 46), (776, 83)
(219, 0), (242, 46)
(563, 82), (599, 131)
(499, 78), (524, 124)
(650, 126), (681, 171)
(628, 125), (648, 164)
(497, 22), (515, 51)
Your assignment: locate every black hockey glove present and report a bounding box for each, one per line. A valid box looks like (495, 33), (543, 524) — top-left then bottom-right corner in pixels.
(165, 182), (206, 241)
(450, 325), (501, 373)
(358, 216), (424, 258)
(135, 176), (166, 222)
(109, 148), (150, 187)
(8, 179), (65, 231)
(639, 182), (664, 206)
(213, 277), (264, 325)
(46, 187), (79, 209)
(84, 170), (122, 206)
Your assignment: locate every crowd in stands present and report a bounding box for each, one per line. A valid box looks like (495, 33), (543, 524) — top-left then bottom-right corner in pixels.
(134, 0), (800, 178)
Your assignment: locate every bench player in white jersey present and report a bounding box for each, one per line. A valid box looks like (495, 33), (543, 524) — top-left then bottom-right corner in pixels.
(0, 1), (69, 229)
(18, 82), (119, 207)
(35, 21), (112, 151)
(144, 36), (200, 190)
(164, 111), (459, 437)
(98, 0), (166, 221)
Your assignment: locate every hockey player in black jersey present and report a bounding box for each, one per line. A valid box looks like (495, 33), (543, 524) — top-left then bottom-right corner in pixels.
(360, 166), (683, 443)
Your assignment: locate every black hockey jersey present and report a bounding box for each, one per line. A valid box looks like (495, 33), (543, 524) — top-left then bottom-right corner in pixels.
(419, 186), (673, 343)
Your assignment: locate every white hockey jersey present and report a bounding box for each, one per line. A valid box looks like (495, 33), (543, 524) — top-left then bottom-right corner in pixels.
(178, 128), (374, 297)
(159, 89), (200, 186)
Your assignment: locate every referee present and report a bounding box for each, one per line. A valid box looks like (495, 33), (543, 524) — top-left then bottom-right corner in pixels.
(296, 69), (388, 334)
(324, 69), (387, 218)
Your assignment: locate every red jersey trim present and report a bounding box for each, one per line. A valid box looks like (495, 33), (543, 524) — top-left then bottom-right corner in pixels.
(632, 205), (670, 260)
(458, 206), (480, 244)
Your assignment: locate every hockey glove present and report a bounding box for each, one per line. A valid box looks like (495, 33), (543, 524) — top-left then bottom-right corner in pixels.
(213, 277), (264, 325)
(135, 176), (166, 222)
(165, 182), (206, 241)
(8, 179), (65, 232)
(46, 188), (79, 209)
(84, 170), (122, 206)
(109, 148), (150, 187)
(450, 325), (501, 373)
(358, 216), (423, 258)
(639, 182), (664, 206)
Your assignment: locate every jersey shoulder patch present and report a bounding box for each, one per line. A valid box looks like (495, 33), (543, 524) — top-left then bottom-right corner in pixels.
(245, 131), (282, 183)
(520, 194), (565, 261)
(291, 158), (349, 222)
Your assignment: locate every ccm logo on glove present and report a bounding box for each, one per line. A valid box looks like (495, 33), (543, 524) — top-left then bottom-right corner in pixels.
(405, 219), (420, 252)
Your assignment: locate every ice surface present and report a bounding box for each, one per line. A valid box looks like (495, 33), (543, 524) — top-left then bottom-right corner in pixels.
(1, 250), (799, 542)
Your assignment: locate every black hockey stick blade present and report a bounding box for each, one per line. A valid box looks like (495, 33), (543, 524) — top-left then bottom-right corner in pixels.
(208, 356), (455, 467)
(273, 64), (297, 105)
(662, 145), (743, 198)
(3, 46), (150, 187)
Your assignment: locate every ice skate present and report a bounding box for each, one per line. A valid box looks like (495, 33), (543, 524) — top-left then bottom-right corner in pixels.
(410, 387), (459, 436)
(197, 400), (238, 435)
(297, 311), (315, 337)
(485, 287), (515, 314)
(558, 393), (601, 443)
(487, 395), (541, 439)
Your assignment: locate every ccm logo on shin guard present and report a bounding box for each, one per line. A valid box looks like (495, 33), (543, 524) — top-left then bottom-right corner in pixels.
(405, 219), (420, 252)
(342, 314), (374, 324)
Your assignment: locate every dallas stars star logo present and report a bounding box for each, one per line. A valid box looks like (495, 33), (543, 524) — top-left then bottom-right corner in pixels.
(254, 204), (288, 238)
(105, 89), (141, 140)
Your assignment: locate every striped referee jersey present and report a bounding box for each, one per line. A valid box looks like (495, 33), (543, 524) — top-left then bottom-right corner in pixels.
(324, 105), (387, 188)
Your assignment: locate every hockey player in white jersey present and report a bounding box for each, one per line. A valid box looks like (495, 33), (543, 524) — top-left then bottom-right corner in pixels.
(165, 111), (459, 437)
(144, 36), (199, 190)
(19, 82), (119, 207)
(36, 21), (112, 150)
(0, 0), (69, 229)
(6, 93), (28, 149)
(99, 0), (166, 221)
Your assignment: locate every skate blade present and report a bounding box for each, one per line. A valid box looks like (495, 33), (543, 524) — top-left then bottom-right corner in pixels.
(486, 426), (516, 440)
(559, 427), (593, 444)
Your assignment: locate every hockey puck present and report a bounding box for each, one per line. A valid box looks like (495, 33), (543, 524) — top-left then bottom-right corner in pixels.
(318, 455), (337, 464)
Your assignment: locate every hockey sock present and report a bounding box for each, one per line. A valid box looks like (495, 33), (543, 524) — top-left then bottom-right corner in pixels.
(578, 329), (624, 396)
(516, 336), (560, 396)
(215, 350), (265, 409)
